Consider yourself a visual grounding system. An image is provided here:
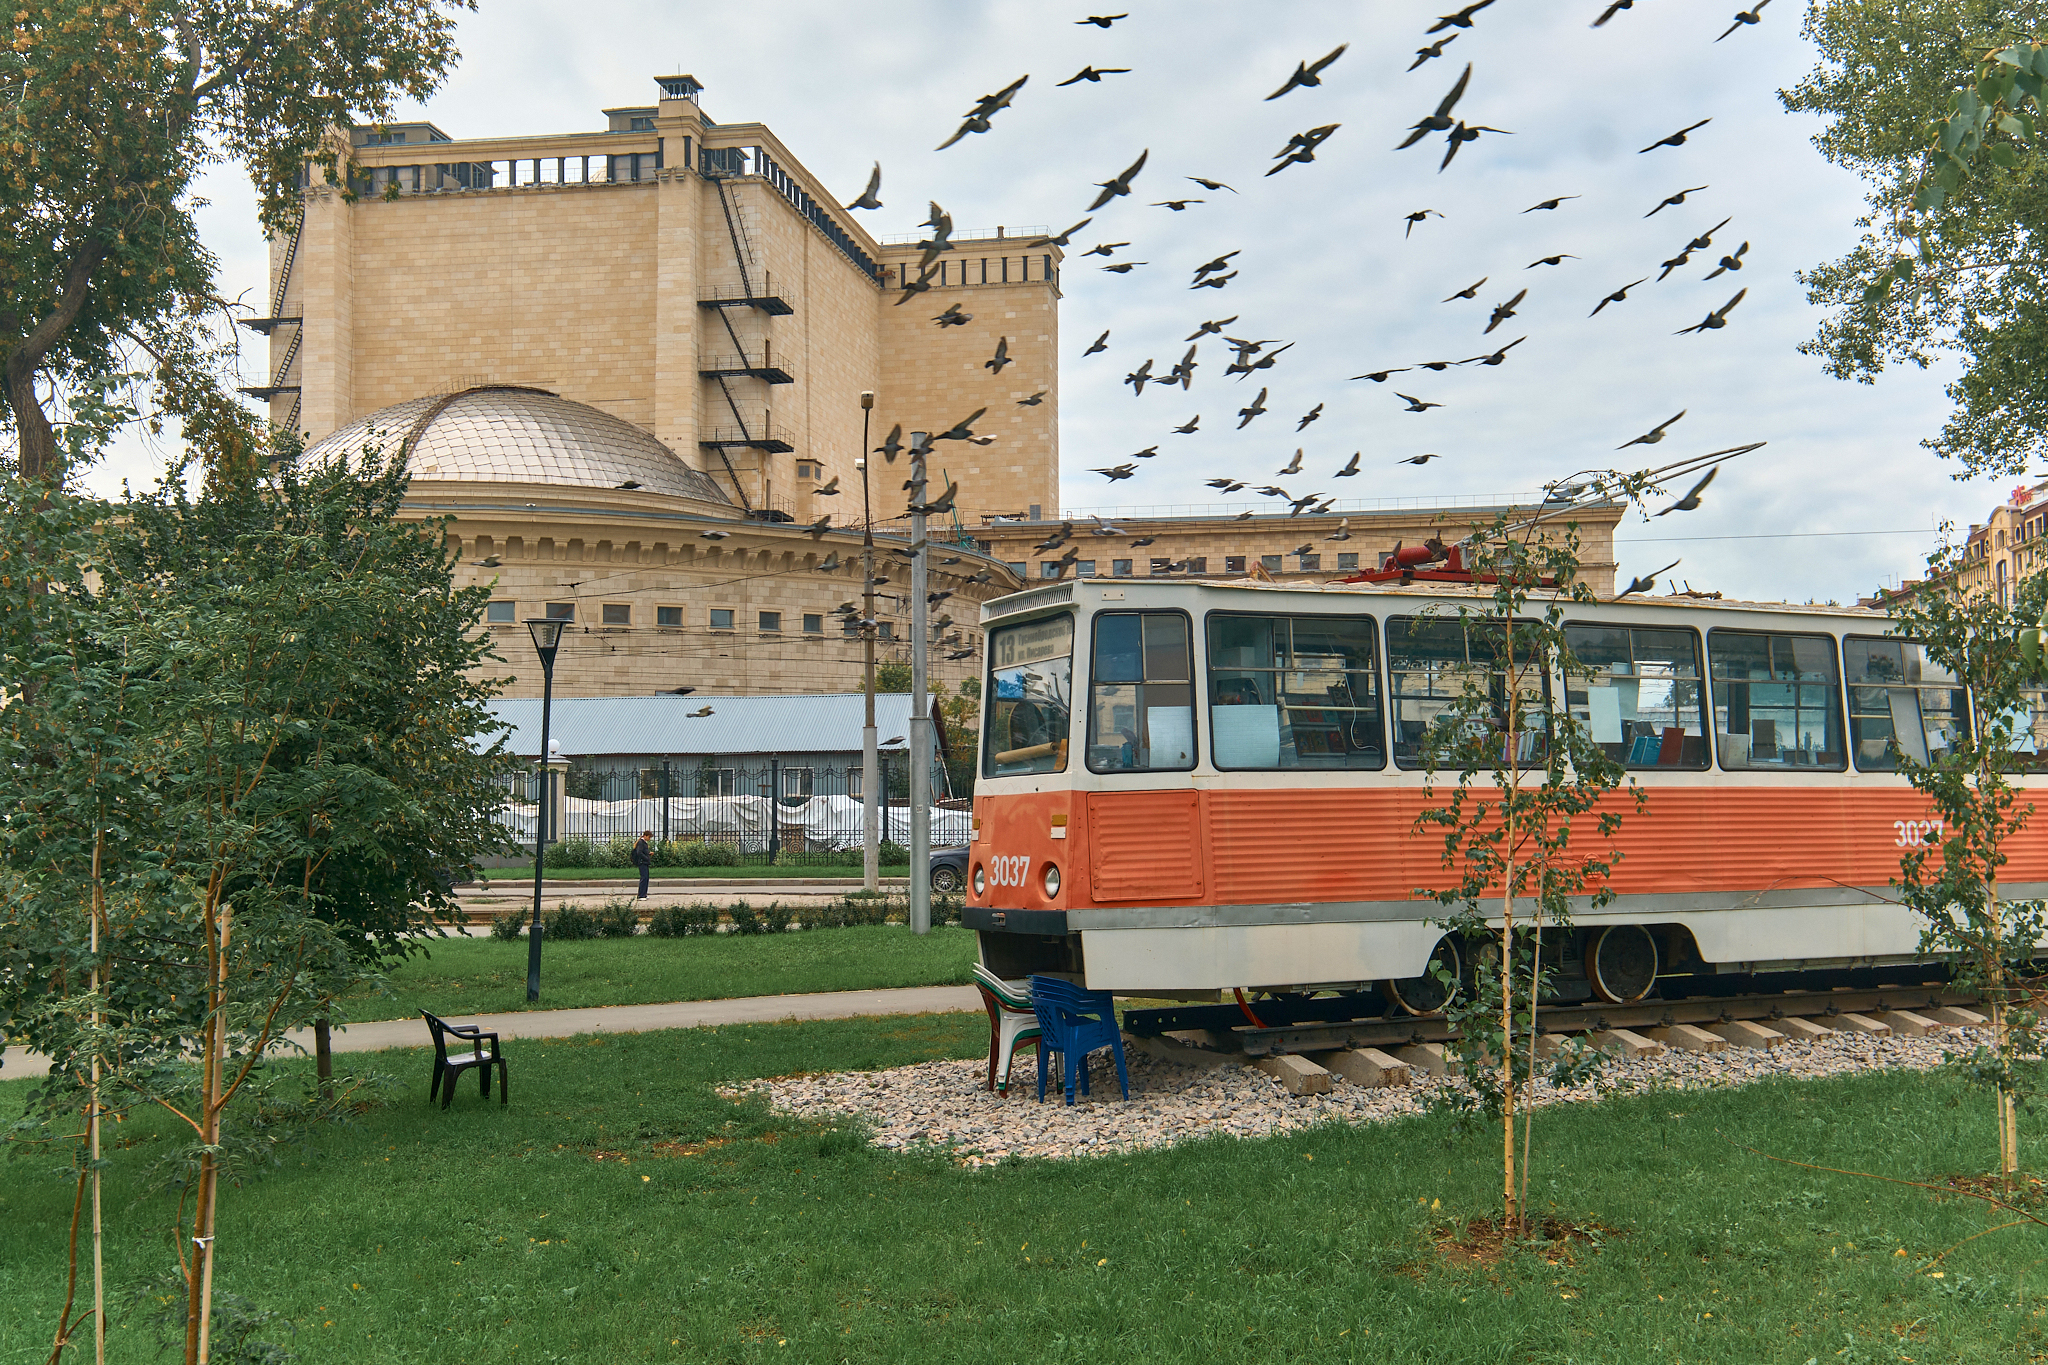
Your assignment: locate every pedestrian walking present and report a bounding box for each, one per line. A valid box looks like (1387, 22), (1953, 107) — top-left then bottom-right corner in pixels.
(631, 829), (654, 898)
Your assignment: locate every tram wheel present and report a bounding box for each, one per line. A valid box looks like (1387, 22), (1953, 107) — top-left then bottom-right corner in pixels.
(1385, 938), (1462, 1016)
(1588, 925), (1659, 1003)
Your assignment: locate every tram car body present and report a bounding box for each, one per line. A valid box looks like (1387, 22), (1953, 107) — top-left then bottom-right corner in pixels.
(963, 577), (2048, 1007)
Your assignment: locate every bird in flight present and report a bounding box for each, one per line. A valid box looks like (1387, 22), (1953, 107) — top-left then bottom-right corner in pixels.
(1523, 195), (1579, 212)
(1442, 277), (1486, 302)
(1687, 218), (1732, 251)
(1397, 63), (1471, 149)
(1267, 43), (1349, 100)
(1428, 0), (1497, 32)
(1462, 336), (1524, 366)
(1168, 344), (1200, 389)
(1017, 390), (1047, 406)
(1353, 367), (1411, 383)
(1187, 317), (1237, 339)
(1084, 329), (1111, 356)
(1485, 288), (1527, 333)
(1639, 118), (1711, 153)
(1027, 218), (1093, 248)
(1269, 123), (1341, 175)
(1645, 185), (1709, 218)
(1080, 241), (1131, 257)
(1207, 477), (1246, 491)
(1237, 388), (1270, 427)
(1656, 467), (1717, 515)
(1619, 410), (1686, 449)
(984, 337), (1012, 374)
(844, 162), (883, 211)
(1704, 242), (1750, 280)
(804, 514), (833, 539)
(699, 529), (730, 540)
(1399, 452), (1442, 464)
(1173, 415), (1201, 434)
(932, 303), (972, 327)
(1275, 449), (1303, 476)
(1397, 393), (1443, 413)
(1153, 198), (1203, 211)
(1335, 452), (1361, 477)
(1615, 559), (1682, 598)
(687, 705), (715, 718)
(1130, 445), (1159, 460)
(1193, 250), (1241, 280)
(873, 424), (903, 461)
(1404, 208), (1443, 237)
(1592, 0), (1636, 25)
(1297, 405), (1324, 432)
(816, 475), (841, 495)
(1076, 12), (1127, 26)
(1527, 253), (1578, 268)
(1409, 34), (1458, 70)
(1589, 278), (1648, 317)
(1676, 288), (1748, 334)
(1058, 65), (1131, 85)
(1717, 0), (1771, 41)
(936, 74), (1029, 151)
(1093, 463), (1138, 481)
(1125, 358), (1154, 394)
(1100, 261), (1148, 274)
(1440, 120), (1511, 171)
(1192, 271), (1237, 290)
(933, 408), (987, 442)
(1188, 176), (1238, 193)
(1088, 149), (1150, 209)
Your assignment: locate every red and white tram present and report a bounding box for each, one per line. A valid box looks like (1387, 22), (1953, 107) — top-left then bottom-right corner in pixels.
(963, 576), (2048, 1010)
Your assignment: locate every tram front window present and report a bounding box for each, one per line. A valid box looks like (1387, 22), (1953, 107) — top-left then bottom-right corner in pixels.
(1087, 612), (1195, 772)
(1844, 637), (1966, 770)
(1564, 624), (1709, 768)
(1208, 614), (1384, 769)
(984, 614), (1074, 776)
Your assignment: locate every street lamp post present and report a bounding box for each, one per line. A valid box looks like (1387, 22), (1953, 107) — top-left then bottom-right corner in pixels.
(524, 618), (565, 1003)
(858, 391), (880, 893)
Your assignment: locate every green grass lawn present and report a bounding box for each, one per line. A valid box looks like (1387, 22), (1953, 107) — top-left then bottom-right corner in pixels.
(2, 1019), (2042, 1364)
(336, 924), (980, 1021)
(474, 864), (910, 883)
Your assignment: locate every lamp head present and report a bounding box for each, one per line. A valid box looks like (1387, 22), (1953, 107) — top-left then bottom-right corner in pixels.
(860, 391), (875, 410)
(526, 617), (567, 659)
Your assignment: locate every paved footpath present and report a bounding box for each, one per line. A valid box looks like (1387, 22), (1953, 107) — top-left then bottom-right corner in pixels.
(0, 985), (981, 1077)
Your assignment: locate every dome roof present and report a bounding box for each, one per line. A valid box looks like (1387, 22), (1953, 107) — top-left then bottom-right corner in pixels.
(304, 387), (731, 504)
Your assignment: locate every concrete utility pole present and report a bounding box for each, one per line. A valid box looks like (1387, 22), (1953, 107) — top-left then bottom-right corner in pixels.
(858, 392), (879, 893)
(908, 432), (933, 935)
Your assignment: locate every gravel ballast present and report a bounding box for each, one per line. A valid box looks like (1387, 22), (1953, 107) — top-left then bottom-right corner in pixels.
(733, 1027), (1979, 1166)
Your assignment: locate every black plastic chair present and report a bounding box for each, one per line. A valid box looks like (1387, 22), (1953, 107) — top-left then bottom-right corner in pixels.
(421, 1010), (508, 1109)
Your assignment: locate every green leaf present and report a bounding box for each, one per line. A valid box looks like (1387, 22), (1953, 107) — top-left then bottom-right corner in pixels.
(1990, 142), (2021, 168)
(1997, 45), (2027, 69)
(2032, 46), (2048, 79)
(1998, 113), (2027, 137)
(1940, 117), (1965, 153)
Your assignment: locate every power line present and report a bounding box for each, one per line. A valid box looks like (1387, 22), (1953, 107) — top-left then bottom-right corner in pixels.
(1620, 528), (1940, 544)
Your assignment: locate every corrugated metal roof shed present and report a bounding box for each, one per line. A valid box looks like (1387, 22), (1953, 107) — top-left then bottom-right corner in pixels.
(483, 693), (933, 759)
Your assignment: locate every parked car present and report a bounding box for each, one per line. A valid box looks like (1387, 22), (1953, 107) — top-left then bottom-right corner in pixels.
(930, 845), (969, 894)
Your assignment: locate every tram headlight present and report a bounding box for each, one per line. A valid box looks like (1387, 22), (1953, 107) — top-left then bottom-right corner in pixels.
(972, 863), (985, 896)
(1042, 863), (1061, 898)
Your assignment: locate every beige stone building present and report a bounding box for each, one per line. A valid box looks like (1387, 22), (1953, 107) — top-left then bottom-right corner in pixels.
(1955, 480), (2048, 607)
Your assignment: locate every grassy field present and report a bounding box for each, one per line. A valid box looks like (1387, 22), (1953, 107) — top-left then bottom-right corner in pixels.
(2, 1017), (2041, 1364)
(336, 924), (981, 1021)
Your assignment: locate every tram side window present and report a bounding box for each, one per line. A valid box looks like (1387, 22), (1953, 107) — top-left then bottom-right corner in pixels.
(1707, 629), (1845, 770)
(1563, 625), (1708, 768)
(984, 614), (1073, 777)
(1205, 614), (1384, 769)
(1087, 612), (1195, 771)
(1844, 637), (1966, 771)
(1387, 615), (1546, 770)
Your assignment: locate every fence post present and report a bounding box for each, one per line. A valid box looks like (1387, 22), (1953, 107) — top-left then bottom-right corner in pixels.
(768, 758), (781, 862)
(660, 760), (671, 845)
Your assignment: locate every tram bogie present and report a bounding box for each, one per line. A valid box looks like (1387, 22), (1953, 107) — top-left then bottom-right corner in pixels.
(964, 577), (2048, 1007)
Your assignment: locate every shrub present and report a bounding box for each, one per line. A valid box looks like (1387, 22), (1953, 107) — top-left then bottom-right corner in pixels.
(727, 900), (763, 935)
(648, 904), (719, 937)
(760, 901), (794, 934)
(653, 838), (683, 866)
(599, 836), (637, 869)
(679, 839), (739, 868)
(596, 897), (640, 938)
(931, 895), (964, 927)
(877, 840), (910, 866)
(545, 837), (596, 869)
(545, 901), (599, 940)
(489, 911), (525, 942)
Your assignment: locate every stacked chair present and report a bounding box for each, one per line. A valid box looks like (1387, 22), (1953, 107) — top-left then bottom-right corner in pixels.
(1028, 974), (1130, 1105)
(969, 962), (1041, 1095)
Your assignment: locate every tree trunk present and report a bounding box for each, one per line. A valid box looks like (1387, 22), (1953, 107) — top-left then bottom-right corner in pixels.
(314, 1017), (333, 1102)
(184, 905), (230, 1365)
(1502, 821), (1518, 1235)
(4, 240), (108, 481)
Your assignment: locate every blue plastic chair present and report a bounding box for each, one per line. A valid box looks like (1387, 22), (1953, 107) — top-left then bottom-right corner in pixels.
(1029, 975), (1130, 1105)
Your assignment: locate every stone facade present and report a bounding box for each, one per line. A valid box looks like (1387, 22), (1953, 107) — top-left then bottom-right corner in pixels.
(1955, 480), (2048, 607)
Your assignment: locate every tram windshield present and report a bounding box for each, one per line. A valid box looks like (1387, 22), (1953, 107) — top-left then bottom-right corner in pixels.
(985, 614), (1073, 776)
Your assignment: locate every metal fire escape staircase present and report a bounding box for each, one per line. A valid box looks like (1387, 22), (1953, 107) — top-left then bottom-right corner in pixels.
(696, 162), (805, 513)
(238, 211), (305, 430)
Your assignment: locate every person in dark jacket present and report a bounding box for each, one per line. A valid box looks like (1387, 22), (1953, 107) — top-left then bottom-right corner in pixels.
(631, 830), (654, 898)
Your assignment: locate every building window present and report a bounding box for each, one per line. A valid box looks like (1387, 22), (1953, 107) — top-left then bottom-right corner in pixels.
(847, 769), (863, 799)
(1007, 561), (1027, 576)
(803, 613), (824, 633)
(658, 606), (683, 627)
(485, 601), (516, 623)
(629, 115), (655, 131)
(759, 611), (782, 632)
(697, 767), (736, 797)
(1337, 552), (1359, 570)
(545, 602), (575, 620)
(782, 767), (814, 801)
(710, 608), (735, 630)
(879, 622), (895, 639)
(1150, 557), (1172, 575)
(1041, 561), (1064, 579)
(1225, 556), (1246, 574)
(1075, 560), (1097, 577)
(1260, 555), (1283, 573)
(1187, 557), (1207, 573)
(601, 603), (631, 625)
(1112, 559), (1133, 577)
(1299, 554), (1321, 571)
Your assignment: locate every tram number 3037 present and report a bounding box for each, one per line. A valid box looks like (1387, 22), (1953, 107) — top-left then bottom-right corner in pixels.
(985, 855), (1033, 887)
(1894, 818), (1945, 848)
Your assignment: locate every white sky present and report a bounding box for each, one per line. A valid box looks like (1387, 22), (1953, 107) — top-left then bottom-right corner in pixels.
(83, 0), (2010, 604)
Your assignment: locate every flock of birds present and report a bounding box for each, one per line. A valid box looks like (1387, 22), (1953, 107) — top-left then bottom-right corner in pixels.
(823, 1), (1783, 602)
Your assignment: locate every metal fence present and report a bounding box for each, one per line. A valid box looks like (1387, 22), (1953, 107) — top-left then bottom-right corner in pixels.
(499, 762), (970, 866)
